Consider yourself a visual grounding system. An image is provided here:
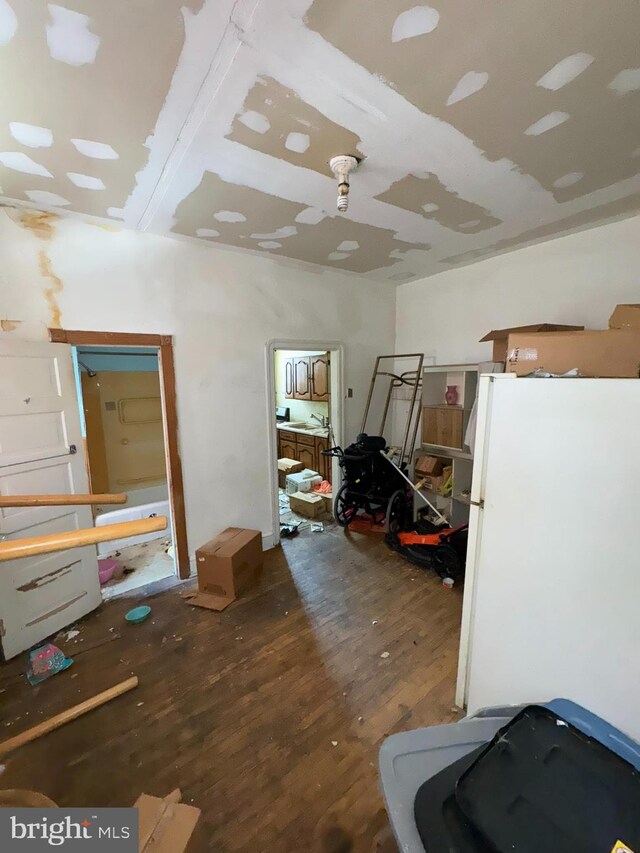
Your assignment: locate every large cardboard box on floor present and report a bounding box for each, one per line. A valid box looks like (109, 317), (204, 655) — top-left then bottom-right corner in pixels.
(278, 457), (304, 489)
(192, 527), (263, 610)
(289, 491), (325, 519)
(609, 304), (640, 331)
(481, 323), (583, 362)
(506, 329), (640, 378)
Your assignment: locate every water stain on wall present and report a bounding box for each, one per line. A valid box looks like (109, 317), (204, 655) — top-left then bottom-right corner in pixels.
(0, 319), (21, 332)
(15, 209), (64, 327)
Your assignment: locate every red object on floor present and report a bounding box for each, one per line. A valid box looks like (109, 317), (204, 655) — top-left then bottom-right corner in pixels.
(348, 514), (387, 535)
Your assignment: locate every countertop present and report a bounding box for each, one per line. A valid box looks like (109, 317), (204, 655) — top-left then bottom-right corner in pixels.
(277, 422), (329, 439)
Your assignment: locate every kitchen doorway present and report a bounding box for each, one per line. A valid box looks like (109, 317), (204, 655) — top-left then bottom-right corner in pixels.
(267, 342), (344, 545)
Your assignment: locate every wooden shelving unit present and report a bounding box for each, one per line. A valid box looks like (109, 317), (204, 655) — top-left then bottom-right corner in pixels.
(414, 363), (479, 526)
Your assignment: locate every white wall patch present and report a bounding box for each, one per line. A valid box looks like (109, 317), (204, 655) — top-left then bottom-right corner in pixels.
(250, 226), (297, 240)
(295, 208), (327, 225)
(24, 189), (71, 206)
(67, 172), (106, 189)
(459, 219), (481, 230)
(0, 152), (52, 177)
(9, 122), (53, 148)
(71, 138), (118, 159)
(47, 4), (100, 66)
(392, 6), (440, 43)
(422, 203), (439, 213)
(0, 0), (17, 46)
(552, 171), (584, 189)
(196, 228), (221, 237)
(536, 53), (594, 90)
(106, 207), (125, 219)
(328, 252), (350, 261)
(284, 132), (310, 153)
(608, 68), (640, 95)
(238, 111), (270, 134)
(446, 71), (489, 106)
(258, 241), (282, 249)
(337, 240), (359, 251)
(524, 111), (570, 136)
(214, 210), (246, 223)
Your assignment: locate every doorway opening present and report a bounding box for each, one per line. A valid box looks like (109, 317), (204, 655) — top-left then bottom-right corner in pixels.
(72, 345), (175, 597)
(49, 329), (189, 587)
(267, 342), (344, 545)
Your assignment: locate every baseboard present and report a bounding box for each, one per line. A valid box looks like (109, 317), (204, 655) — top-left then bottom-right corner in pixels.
(262, 532), (276, 551)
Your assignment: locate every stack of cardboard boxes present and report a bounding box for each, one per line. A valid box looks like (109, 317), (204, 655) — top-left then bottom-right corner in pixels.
(481, 305), (640, 378)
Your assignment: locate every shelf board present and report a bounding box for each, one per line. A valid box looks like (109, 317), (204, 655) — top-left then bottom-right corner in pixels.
(418, 444), (473, 461)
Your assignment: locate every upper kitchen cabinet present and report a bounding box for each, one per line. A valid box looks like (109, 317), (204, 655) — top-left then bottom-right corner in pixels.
(284, 358), (295, 400)
(310, 354), (329, 402)
(294, 357), (312, 400)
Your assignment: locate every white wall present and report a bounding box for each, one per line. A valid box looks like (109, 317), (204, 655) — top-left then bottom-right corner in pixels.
(396, 215), (640, 364)
(0, 211), (395, 556)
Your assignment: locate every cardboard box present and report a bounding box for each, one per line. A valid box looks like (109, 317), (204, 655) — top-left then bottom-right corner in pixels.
(289, 491), (325, 519)
(278, 457), (303, 489)
(135, 789), (200, 852)
(609, 304), (640, 331)
(285, 470), (321, 495)
(506, 329), (640, 378)
(417, 472), (446, 493)
(195, 527), (262, 607)
(481, 323), (583, 361)
(319, 492), (333, 514)
(415, 455), (447, 476)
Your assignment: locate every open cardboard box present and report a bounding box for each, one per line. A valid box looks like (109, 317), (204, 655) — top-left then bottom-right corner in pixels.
(506, 329), (640, 377)
(186, 527), (263, 612)
(609, 304), (640, 331)
(481, 323), (583, 362)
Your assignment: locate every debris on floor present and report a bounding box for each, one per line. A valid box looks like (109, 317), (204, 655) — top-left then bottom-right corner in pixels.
(26, 643), (73, 686)
(136, 788), (200, 852)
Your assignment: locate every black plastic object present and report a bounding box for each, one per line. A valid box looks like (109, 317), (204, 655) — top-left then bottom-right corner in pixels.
(413, 746), (486, 851)
(455, 705), (640, 853)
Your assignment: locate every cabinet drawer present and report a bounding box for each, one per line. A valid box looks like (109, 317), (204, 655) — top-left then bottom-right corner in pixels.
(296, 433), (315, 447)
(278, 430), (297, 441)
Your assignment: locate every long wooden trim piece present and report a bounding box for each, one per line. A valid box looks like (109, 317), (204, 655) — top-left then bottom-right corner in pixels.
(0, 517), (167, 562)
(0, 493), (127, 508)
(50, 329), (163, 347)
(159, 340), (190, 579)
(0, 677), (138, 757)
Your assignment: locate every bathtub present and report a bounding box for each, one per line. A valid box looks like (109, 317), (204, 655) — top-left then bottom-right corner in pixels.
(95, 500), (171, 556)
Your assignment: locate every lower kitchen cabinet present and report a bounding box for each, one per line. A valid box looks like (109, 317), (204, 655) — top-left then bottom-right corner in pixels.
(277, 430), (331, 485)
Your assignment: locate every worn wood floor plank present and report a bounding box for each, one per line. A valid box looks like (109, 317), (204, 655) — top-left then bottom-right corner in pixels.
(0, 526), (463, 852)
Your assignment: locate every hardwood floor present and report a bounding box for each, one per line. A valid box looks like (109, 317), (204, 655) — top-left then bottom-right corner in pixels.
(0, 526), (463, 852)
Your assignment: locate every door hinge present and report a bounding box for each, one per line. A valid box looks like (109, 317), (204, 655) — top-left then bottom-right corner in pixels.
(69, 444), (77, 454)
(470, 498), (485, 508)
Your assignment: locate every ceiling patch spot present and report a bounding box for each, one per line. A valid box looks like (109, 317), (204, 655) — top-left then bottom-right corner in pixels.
(608, 68), (640, 95)
(328, 252), (350, 261)
(524, 111), (570, 136)
(250, 226), (297, 240)
(258, 241), (282, 249)
(0, 0), (17, 45)
(552, 171), (584, 189)
(238, 110), (271, 134)
(285, 132), (310, 153)
(536, 53), (594, 91)
(196, 228), (220, 238)
(337, 240), (359, 251)
(0, 152), (53, 177)
(391, 6), (439, 43)
(214, 210), (246, 223)
(106, 207), (125, 219)
(67, 172), (105, 190)
(459, 219), (481, 230)
(9, 122), (53, 148)
(422, 203), (439, 214)
(446, 71), (489, 106)
(24, 190), (70, 206)
(46, 4), (100, 66)
(295, 207), (327, 225)
(71, 138), (118, 159)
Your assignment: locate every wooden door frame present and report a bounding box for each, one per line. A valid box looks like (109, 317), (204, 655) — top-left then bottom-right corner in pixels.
(49, 329), (189, 579)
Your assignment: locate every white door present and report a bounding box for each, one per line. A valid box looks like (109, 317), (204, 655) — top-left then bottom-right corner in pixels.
(0, 340), (101, 659)
(457, 375), (640, 742)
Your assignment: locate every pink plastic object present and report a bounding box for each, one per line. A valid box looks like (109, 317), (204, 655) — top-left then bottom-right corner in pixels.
(98, 558), (118, 585)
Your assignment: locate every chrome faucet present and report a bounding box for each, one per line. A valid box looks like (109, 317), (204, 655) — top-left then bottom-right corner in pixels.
(310, 413), (329, 429)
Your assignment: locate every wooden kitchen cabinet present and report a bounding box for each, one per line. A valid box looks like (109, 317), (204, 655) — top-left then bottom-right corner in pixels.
(284, 358), (294, 399)
(277, 430), (332, 485)
(315, 436), (331, 482)
(310, 354), (329, 401)
(294, 357), (311, 400)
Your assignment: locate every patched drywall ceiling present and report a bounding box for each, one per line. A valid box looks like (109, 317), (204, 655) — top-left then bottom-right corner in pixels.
(1, 0), (639, 281)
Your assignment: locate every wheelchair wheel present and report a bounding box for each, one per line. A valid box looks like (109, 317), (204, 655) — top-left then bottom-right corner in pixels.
(334, 483), (357, 527)
(385, 489), (408, 534)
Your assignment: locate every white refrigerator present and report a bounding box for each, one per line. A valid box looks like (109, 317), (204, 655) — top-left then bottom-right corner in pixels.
(456, 374), (640, 742)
